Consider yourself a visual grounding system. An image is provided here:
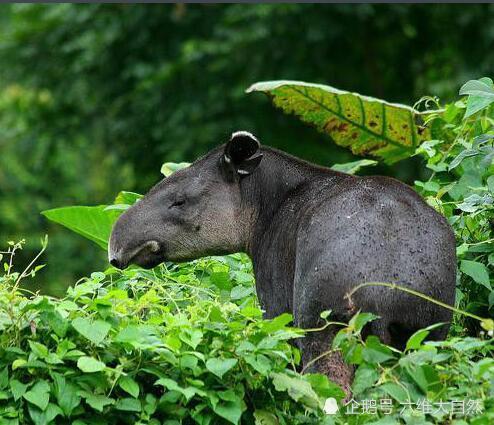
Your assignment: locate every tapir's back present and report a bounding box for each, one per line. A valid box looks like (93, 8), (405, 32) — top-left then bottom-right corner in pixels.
(293, 174), (456, 344)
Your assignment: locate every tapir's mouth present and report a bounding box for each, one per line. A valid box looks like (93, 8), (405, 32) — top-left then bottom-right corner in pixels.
(130, 251), (164, 269)
(109, 240), (164, 270)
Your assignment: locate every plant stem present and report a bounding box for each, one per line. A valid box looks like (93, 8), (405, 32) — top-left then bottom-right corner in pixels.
(345, 281), (486, 323)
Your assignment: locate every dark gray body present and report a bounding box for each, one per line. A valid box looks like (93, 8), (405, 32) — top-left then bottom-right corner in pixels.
(109, 132), (456, 393)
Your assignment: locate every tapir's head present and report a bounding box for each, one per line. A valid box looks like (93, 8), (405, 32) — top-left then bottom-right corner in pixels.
(108, 131), (263, 269)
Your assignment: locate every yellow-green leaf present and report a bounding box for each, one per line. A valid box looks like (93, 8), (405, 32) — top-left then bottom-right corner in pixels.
(480, 318), (494, 332)
(77, 356), (106, 373)
(247, 80), (432, 164)
(12, 359), (27, 370)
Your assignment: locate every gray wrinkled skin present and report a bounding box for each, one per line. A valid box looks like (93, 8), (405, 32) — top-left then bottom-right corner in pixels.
(109, 132), (456, 393)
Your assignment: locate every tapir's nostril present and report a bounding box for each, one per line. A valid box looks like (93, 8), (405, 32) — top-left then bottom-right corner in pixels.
(109, 257), (124, 269)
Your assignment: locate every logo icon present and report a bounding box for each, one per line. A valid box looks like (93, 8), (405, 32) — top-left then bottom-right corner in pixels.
(324, 397), (339, 415)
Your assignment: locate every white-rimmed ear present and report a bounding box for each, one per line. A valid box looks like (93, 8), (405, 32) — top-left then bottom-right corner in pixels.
(223, 131), (263, 177)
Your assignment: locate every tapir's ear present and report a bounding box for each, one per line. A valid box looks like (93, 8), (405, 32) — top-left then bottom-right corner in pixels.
(223, 131), (263, 177)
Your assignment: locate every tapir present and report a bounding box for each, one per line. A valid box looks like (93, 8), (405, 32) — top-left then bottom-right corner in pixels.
(109, 131), (456, 393)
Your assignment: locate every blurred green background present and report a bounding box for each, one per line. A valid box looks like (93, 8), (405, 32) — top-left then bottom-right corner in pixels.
(1, 4), (493, 295)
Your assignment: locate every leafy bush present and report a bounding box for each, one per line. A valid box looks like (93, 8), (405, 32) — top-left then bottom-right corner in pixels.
(0, 242), (343, 424)
(1, 250), (493, 425)
(329, 314), (494, 424)
(411, 78), (494, 332)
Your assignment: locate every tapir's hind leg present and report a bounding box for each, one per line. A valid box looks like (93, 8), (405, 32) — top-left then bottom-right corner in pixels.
(292, 274), (354, 398)
(299, 320), (393, 399)
(368, 319), (393, 345)
(297, 328), (354, 400)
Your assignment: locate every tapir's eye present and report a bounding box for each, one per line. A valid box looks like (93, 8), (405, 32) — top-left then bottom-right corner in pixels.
(170, 199), (186, 209)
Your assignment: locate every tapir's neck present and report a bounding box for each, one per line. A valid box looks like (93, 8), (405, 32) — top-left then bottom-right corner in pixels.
(239, 147), (345, 254)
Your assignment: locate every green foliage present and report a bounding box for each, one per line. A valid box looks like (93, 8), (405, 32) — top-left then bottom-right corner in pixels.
(42, 192), (142, 252)
(1, 244), (343, 424)
(328, 315), (494, 424)
(410, 77), (494, 331)
(1, 243), (493, 424)
(459, 77), (494, 118)
(248, 80), (434, 164)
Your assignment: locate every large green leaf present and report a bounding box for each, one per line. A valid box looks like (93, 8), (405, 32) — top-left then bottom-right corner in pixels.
(42, 164), (190, 249)
(23, 380), (50, 411)
(460, 260), (491, 289)
(206, 358), (238, 379)
(247, 80), (432, 164)
(52, 373), (81, 416)
(41, 206), (119, 250)
(118, 376), (140, 398)
(271, 372), (321, 409)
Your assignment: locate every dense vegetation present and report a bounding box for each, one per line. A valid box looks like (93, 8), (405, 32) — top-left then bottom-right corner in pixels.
(1, 4), (494, 293)
(1, 76), (494, 424)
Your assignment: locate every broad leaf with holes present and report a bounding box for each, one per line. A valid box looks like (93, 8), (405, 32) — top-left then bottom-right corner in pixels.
(247, 80), (433, 164)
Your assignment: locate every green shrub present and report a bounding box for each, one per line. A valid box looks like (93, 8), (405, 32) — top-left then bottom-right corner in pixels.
(1, 243), (493, 424)
(0, 242), (344, 424)
(330, 313), (494, 424)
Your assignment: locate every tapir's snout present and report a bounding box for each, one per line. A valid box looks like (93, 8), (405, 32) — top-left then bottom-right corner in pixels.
(108, 207), (164, 269)
(108, 239), (161, 269)
(108, 253), (125, 270)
